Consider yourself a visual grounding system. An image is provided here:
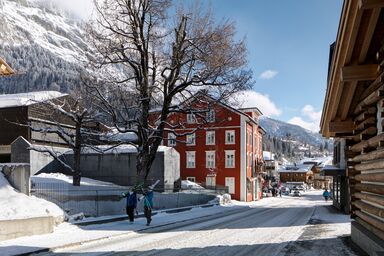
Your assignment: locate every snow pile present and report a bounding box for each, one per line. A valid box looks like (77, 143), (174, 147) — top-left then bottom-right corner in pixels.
(181, 180), (204, 190)
(100, 129), (138, 143)
(0, 91), (66, 108)
(31, 173), (124, 189)
(0, 171), (64, 222)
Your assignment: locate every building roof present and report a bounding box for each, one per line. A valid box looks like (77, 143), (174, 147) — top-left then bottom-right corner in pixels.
(320, 1), (384, 137)
(0, 57), (15, 76)
(169, 90), (264, 126)
(0, 91), (67, 109)
(279, 164), (313, 173)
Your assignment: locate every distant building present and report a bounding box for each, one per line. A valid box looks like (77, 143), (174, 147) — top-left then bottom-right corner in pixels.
(300, 157), (332, 189)
(263, 151), (279, 179)
(159, 93), (265, 201)
(279, 164), (314, 184)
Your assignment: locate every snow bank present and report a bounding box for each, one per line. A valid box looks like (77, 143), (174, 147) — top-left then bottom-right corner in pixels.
(31, 173), (125, 190)
(181, 180), (204, 189)
(0, 91), (66, 108)
(0, 172), (64, 222)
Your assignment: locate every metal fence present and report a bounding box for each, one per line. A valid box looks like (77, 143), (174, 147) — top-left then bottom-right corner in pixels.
(31, 182), (222, 217)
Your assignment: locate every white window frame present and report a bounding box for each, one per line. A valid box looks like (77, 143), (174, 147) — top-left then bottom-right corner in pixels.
(168, 133), (176, 146)
(206, 131), (215, 145)
(225, 130), (235, 144)
(206, 109), (215, 123)
(187, 177), (196, 182)
(225, 150), (235, 168)
(186, 133), (196, 146)
(187, 113), (196, 124)
(186, 151), (196, 168)
(206, 151), (216, 168)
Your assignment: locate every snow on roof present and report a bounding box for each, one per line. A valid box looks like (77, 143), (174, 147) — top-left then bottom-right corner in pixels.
(0, 91), (67, 109)
(300, 157), (333, 167)
(80, 145), (171, 154)
(0, 171), (64, 221)
(279, 164), (313, 173)
(101, 129), (138, 143)
(181, 180), (204, 190)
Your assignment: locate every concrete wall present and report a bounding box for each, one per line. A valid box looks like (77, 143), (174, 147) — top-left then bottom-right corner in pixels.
(0, 216), (54, 241)
(0, 164), (30, 195)
(11, 136), (68, 175)
(57, 147), (180, 191)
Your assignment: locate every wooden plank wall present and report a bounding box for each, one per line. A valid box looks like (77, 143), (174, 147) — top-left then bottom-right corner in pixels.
(349, 68), (384, 240)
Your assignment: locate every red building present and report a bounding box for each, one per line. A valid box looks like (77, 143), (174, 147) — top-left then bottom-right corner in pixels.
(162, 95), (265, 201)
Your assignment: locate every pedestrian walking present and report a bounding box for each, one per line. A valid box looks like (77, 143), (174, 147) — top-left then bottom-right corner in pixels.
(142, 186), (154, 226)
(323, 189), (330, 202)
(121, 189), (138, 223)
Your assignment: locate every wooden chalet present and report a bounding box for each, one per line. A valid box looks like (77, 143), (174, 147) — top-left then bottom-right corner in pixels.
(0, 57), (15, 76)
(320, 0), (384, 254)
(279, 164), (314, 184)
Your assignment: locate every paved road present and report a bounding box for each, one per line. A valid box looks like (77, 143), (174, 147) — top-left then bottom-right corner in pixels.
(39, 191), (358, 256)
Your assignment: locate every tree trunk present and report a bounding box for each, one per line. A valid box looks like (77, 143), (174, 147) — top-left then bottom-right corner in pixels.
(73, 124), (82, 186)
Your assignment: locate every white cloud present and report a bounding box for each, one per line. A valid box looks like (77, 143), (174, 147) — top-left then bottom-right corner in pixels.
(231, 90), (282, 117)
(302, 104), (321, 121)
(259, 70), (278, 80)
(288, 104), (322, 132)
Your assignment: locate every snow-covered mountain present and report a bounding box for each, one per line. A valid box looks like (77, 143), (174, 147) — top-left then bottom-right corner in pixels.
(0, 0), (90, 93)
(260, 116), (328, 147)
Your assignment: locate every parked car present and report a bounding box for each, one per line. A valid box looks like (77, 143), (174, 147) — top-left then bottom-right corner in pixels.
(292, 190), (301, 197)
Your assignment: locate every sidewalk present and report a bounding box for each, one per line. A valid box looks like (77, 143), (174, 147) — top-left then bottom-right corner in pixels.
(280, 202), (366, 256)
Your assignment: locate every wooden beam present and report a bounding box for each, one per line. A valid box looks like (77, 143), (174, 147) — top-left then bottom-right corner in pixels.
(354, 84), (384, 114)
(328, 120), (355, 133)
(354, 107), (377, 122)
(351, 133), (384, 152)
(355, 192), (384, 207)
(353, 148), (384, 162)
(341, 81), (358, 119)
(359, 8), (381, 62)
(341, 64), (379, 81)
(358, 0), (384, 9)
(355, 116), (376, 131)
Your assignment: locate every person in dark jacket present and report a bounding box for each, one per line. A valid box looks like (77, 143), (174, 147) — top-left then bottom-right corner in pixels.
(122, 189), (138, 223)
(142, 187), (154, 226)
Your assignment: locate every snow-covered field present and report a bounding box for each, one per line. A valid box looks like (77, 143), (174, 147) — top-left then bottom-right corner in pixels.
(0, 190), (357, 256)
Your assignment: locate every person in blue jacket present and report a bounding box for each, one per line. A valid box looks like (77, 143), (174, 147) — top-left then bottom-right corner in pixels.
(142, 187), (154, 226)
(323, 189), (330, 202)
(121, 189), (138, 223)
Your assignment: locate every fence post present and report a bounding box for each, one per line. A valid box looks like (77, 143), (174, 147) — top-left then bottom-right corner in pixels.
(96, 190), (99, 217)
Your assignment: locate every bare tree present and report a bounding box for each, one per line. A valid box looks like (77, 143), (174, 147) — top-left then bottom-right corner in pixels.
(28, 93), (102, 186)
(87, 0), (253, 182)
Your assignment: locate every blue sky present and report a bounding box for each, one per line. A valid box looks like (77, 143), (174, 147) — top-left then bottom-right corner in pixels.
(207, 0), (343, 132)
(61, 0), (343, 132)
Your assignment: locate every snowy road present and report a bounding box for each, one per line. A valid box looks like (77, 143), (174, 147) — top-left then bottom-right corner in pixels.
(38, 191), (358, 256)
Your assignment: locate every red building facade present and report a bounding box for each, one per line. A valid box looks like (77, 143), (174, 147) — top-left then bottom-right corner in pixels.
(162, 96), (265, 201)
